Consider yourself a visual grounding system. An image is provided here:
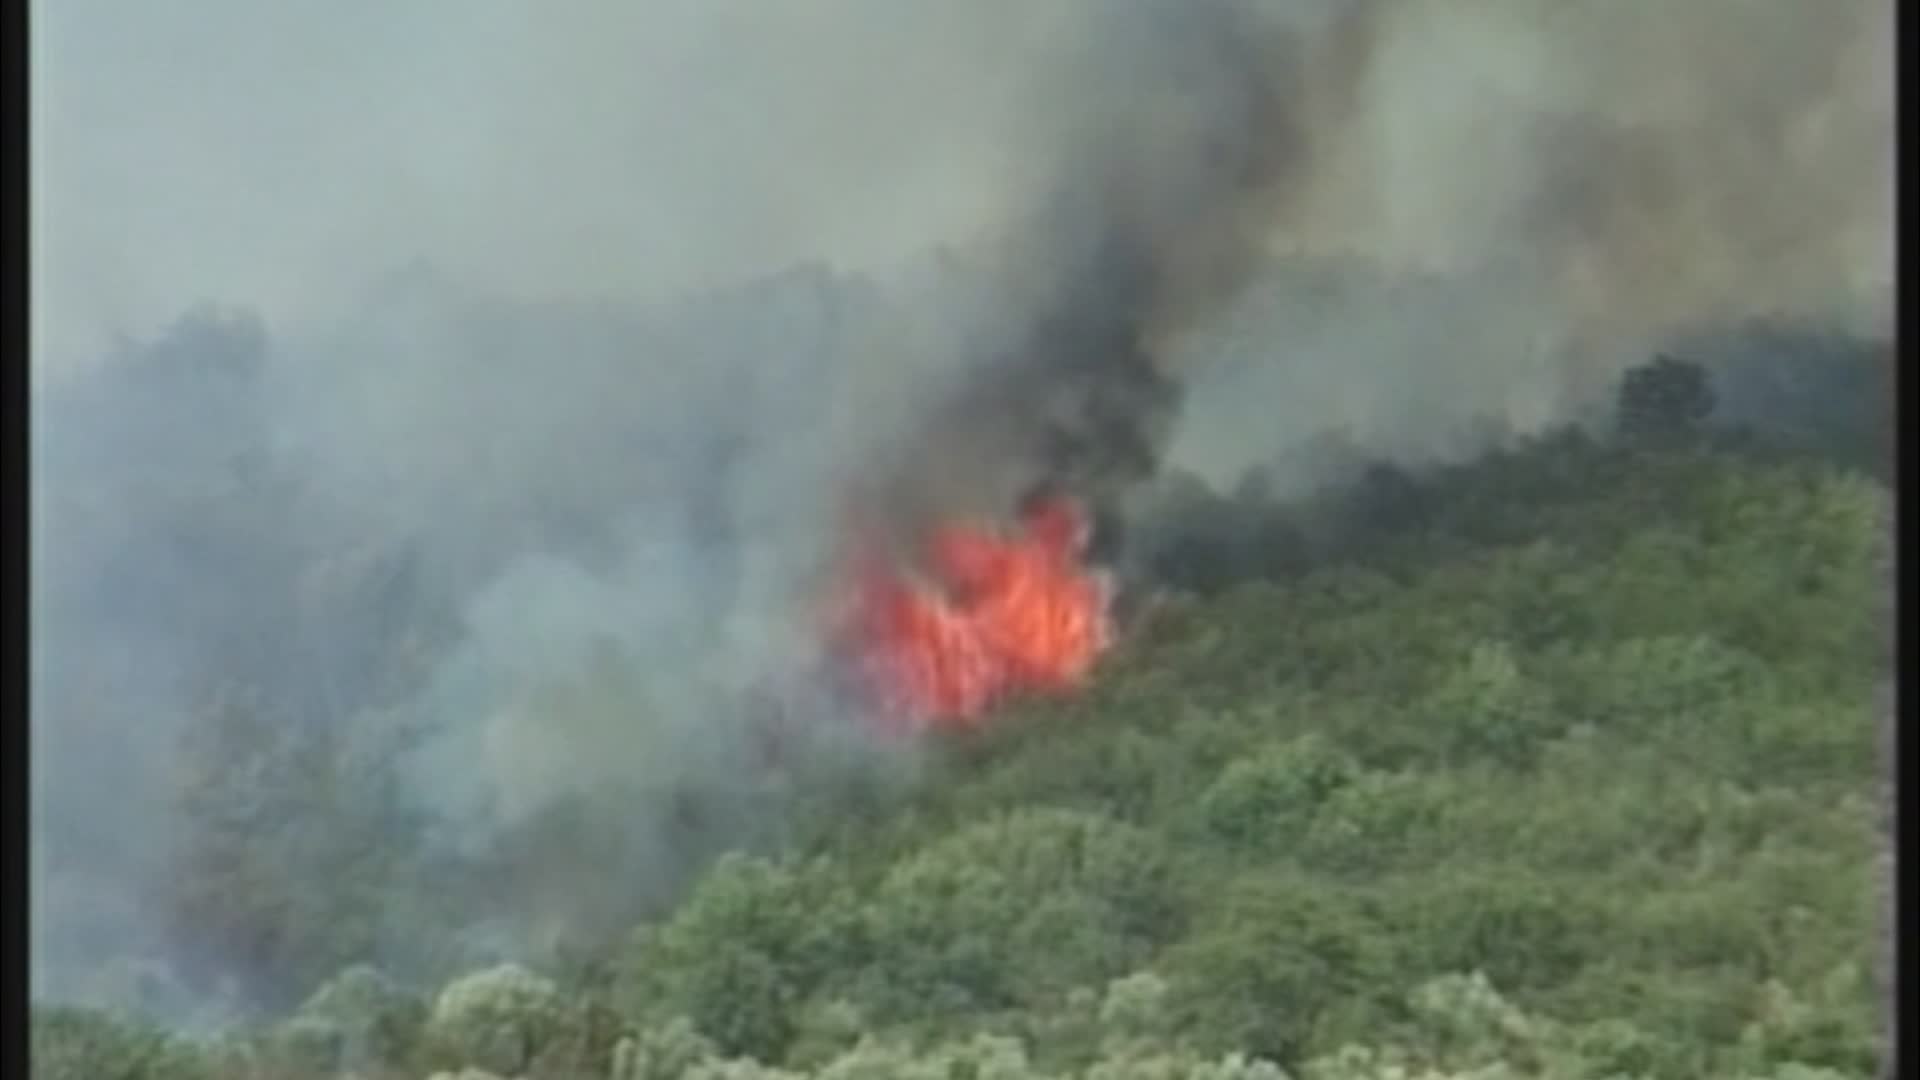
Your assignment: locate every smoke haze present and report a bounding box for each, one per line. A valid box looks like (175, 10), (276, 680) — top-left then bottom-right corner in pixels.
(31, 0), (1891, 1021)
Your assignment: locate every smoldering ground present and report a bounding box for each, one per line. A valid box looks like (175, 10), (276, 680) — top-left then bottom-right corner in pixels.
(31, 0), (1890, 1022)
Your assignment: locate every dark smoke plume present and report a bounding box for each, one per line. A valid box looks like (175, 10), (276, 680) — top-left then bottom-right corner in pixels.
(866, 1), (1390, 546)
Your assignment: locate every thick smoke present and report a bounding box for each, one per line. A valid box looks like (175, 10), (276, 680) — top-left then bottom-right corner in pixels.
(1158, 0), (1891, 489)
(861, 0), (1391, 541)
(31, 0), (1889, 1022)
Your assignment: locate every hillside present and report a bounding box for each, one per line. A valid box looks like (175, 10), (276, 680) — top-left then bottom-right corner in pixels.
(31, 354), (1891, 1080)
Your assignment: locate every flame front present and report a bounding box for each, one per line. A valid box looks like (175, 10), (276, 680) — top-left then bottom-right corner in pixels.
(834, 496), (1114, 732)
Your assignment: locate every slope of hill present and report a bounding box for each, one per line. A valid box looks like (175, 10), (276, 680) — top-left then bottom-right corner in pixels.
(31, 363), (1890, 1079)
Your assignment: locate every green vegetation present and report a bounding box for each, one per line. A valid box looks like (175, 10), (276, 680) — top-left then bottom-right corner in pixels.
(33, 357), (1888, 1078)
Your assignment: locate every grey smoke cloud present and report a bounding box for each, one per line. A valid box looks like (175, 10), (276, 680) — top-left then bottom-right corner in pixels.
(31, 0), (1891, 1020)
(1159, 0), (1892, 486)
(33, 0), (1890, 367)
(31, 0), (1068, 364)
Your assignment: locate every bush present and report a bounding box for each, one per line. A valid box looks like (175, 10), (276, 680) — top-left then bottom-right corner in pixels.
(1617, 355), (1715, 442)
(1199, 734), (1361, 849)
(1402, 870), (1604, 995)
(422, 964), (565, 1076)
(621, 854), (866, 1063)
(1161, 876), (1396, 1066)
(286, 963), (427, 1071)
(1418, 642), (1559, 769)
(864, 809), (1182, 1024)
(30, 1007), (212, 1080)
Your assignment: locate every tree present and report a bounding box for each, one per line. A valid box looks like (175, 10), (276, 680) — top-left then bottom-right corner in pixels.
(862, 809), (1181, 1025)
(29, 1006), (213, 1080)
(1161, 876), (1395, 1066)
(1199, 734), (1360, 849)
(619, 854), (865, 1063)
(162, 686), (431, 1013)
(1616, 354), (1715, 441)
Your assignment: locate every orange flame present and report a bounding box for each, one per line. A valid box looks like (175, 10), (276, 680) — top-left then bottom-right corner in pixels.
(834, 496), (1114, 732)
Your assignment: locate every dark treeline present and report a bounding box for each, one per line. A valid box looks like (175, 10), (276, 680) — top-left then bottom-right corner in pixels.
(1126, 325), (1889, 599)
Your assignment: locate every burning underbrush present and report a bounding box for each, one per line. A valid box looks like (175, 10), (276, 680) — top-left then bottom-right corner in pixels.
(828, 493), (1116, 733)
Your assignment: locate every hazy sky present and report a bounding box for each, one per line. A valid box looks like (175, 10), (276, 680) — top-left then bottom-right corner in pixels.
(33, 0), (1891, 370)
(29, 0), (1072, 365)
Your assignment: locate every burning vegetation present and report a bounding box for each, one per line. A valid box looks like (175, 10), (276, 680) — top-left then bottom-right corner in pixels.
(833, 492), (1114, 730)
(804, 0), (1391, 736)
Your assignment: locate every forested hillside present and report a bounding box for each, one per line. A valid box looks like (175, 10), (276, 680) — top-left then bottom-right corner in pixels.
(31, 349), (1892, 1079)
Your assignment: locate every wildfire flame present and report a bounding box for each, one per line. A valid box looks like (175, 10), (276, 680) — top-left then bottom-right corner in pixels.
(833, 495), (1115, 732)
